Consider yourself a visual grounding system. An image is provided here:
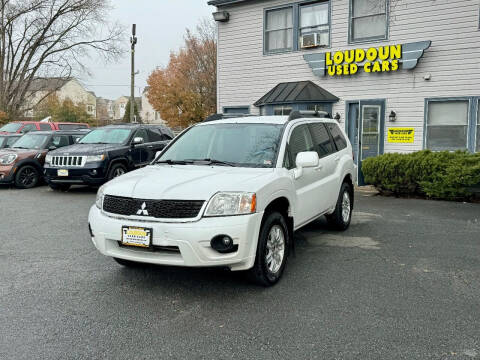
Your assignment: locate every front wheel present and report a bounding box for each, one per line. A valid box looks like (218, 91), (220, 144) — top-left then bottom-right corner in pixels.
(14, 165), (40, 189)
(248, 212), (289, 286)
(107, 163), (127, 181)
(326, 182), (353, 231)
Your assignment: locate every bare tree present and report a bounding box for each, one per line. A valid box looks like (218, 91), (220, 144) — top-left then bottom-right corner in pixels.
(0, 0), (124, 119)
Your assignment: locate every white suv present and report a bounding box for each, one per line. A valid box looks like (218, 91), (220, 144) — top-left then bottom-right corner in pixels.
(88, 112), (356, 286)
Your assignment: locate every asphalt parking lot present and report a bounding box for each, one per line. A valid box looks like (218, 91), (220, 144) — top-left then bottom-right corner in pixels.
(1, 185), (479, 360)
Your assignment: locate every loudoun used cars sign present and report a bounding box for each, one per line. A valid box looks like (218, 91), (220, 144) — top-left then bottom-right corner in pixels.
(304, 41), (431, 77)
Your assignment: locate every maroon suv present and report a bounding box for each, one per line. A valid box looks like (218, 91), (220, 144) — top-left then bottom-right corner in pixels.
(0, 130), (82, 188)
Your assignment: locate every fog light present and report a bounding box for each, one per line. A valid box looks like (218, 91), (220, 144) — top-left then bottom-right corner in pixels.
(91, 169), (98, 175)
(211, 235), (238, 254)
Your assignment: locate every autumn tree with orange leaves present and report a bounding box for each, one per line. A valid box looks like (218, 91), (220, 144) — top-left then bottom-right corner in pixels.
(147, 19), (216, 129)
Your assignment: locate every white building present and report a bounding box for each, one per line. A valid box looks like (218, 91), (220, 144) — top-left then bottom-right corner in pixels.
(209, 0), (480, 183)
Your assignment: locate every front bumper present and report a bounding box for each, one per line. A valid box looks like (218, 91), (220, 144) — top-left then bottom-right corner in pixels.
(0, 165), (15, 184)
(88, 206), (264, 271)
(44, 164), (107, 186)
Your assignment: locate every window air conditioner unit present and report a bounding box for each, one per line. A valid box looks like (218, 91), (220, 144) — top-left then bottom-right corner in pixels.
(300, 33), (326, 49)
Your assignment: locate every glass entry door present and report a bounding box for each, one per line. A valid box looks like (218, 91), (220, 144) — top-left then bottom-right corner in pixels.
(347, 100), (385, 185)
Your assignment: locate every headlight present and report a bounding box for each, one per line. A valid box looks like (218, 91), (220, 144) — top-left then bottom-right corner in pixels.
(0, 153), (17, 165)
(45, 154), (52, 164)
(86, 154), (105, 163)
(96, 184), (106, 209)
(204, 192), (256, 217)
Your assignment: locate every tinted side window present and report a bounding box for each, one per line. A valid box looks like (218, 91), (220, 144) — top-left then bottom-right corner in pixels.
(39, 123), (52, 131)
(286, 124), (315, 169)
(327, 123), (348, 151)
(21, 124), (37, 133)
(308, 123), (335, 158)
(147, 129), (164, 142)
(51, 135), (70, 148)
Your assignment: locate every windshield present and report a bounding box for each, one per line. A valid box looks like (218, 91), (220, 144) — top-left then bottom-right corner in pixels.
(0, 123), (22, 133)
(157, 123), (283, 168)
(79, 128), (132, 144)
(12, 134), (49, 149)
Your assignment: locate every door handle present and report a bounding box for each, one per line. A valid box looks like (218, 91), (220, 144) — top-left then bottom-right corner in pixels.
(334, 156), (340, 162)
(314, 164), (323, 171)
(147, 145), (154, 149)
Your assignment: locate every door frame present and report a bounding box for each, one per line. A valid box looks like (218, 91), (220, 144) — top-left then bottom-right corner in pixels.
(345, 99), (386, 185)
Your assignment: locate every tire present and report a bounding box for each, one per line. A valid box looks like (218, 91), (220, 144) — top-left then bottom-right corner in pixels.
(113, 257), (143, 267)
(14, 165), (40, 189)
(48, 183), (71, 192)
(107, 163), (127, 181)
(326, 182), (353, 231)
(248, 211), (289, 286)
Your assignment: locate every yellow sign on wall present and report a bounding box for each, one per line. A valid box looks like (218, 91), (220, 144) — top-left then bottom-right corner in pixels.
(325, 45), (402, 76)
(388, 128), (415, 143)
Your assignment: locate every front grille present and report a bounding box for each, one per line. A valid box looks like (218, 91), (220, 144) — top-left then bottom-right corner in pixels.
(103, 195), (205, 219)
(51, 156), (86, 167)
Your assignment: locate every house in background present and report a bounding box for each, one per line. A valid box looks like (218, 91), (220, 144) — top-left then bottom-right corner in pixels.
(140, 86), (165, 124)
(113, 96), (142, 122)
(25, 77), (97, 118)
(96, 97), (114, 124)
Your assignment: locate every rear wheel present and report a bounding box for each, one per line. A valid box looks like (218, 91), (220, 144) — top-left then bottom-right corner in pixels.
(48, 183), (71, 192)
(326, 182), (353, 231)
(248, 212), (289, 286)
(108, 163), (127, 181)
(113, 257), (144, 267)
(14, 165), (40, 189)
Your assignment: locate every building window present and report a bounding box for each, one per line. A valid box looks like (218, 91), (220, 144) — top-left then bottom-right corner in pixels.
(87, 105), (93, 113)
(265, 7), (293, 53)
(426, 100), (469, 151)
(274, 106), (292, 115)
(349, 0), (388, 43)
(300, 2), (330, 47)
(223, 106), (250, 115)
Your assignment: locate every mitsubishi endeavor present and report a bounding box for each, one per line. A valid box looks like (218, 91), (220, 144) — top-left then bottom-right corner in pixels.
(88, 112), (356, 286)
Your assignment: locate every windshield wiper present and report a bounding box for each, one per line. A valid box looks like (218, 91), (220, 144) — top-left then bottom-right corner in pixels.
(156, 159), (191, 165)
(186, 158), (237, 167)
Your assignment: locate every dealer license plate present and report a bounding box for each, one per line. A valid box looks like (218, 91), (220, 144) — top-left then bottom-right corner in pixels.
(57, 169), (69, 177)
(121, 226), (152, 248)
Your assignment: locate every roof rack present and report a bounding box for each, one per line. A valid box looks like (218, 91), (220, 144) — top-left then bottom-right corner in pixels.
(287, 110), (331, 121)
(203, 113), (256, 122)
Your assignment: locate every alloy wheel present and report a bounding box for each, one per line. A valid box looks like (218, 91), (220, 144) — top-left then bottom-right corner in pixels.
(19, 168), (37, 187)
(265, 225), (285, 274)
(342, 191), (351, 223)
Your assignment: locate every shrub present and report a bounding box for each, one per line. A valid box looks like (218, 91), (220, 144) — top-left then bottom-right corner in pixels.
(362, 150), (480, 200)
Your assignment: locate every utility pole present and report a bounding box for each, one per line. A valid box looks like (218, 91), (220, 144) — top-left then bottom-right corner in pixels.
(130, 24), (137, 123)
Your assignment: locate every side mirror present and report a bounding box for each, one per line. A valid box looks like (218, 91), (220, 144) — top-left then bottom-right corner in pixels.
(294, 151), (319, 179)
(132, 137), (144, 146)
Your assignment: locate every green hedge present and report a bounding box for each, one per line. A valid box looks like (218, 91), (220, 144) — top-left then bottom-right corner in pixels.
(362, 150), (480, 200)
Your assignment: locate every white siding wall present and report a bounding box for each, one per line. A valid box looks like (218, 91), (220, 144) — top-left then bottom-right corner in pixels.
(216, 0), (480, 153)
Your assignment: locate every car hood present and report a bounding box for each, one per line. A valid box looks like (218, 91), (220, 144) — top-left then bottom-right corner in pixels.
(50, 143), (123, 155)
(0, 148), (40, 157)
(104, 165), (275, 200)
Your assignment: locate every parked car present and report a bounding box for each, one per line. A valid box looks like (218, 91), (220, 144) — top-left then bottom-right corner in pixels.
(44, 124), (174, 191)
(0, 121), (90, 134)
(0, 134), (22, 149)
(0, 130), (84, 188)
(88, 111), (356, 286)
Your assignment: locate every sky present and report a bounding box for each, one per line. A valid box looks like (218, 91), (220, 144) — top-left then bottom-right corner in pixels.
(81, 0), (214, 101)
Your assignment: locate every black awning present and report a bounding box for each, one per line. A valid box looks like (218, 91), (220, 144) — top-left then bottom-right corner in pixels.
(254, 81), (338, 107)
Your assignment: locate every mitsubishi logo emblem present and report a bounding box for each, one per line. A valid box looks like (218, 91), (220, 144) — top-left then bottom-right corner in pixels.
(137, 202), (149, 216)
